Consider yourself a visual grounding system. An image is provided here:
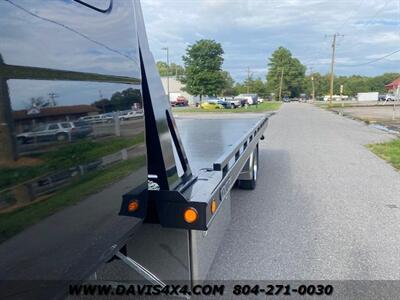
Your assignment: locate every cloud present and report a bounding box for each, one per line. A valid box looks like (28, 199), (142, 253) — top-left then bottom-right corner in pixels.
(142, 0), (400, 80)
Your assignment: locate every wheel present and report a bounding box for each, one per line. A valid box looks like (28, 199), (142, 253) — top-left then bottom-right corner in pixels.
(238, 145), (259, 190)
(56, 133), (68, 141)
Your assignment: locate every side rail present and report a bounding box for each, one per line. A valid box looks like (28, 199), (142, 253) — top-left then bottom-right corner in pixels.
(213, 115), (270, 177)
(142, 114), (270, 231)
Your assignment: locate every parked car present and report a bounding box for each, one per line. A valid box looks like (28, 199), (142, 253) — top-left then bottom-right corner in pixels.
(225, 97), (241, 108)
(200, 101), (224, 109)
(71, 121), (93, 138)
(235, 97), (248, 107)
(17, 121), (92, 144)
(100, 113), (115, 122)
(379, 93), (396, 101)
(207, 98), (232, 109)
(237, 93), (258, 105)
(79, 114), (113, 124)
(170, 96), (188, 107)
(119, 111), (140, 121)
(216, 99), (232, 109)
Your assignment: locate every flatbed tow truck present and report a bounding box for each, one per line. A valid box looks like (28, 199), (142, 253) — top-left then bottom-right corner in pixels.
(0, 1), (271, 298)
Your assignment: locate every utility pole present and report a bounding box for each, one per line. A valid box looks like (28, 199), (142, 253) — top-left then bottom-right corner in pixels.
(278, 67), (284, 102)
(327, 33), (343, 107)
(48, 92), (59, 107)
(310, 66), (315, 102)
(162, 47), (170, 102)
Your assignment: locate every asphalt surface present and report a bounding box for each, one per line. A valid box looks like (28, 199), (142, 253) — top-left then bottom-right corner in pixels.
(207, 103), (400, 280)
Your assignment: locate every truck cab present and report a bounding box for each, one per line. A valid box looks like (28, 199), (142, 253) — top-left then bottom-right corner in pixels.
(0, 1), (269, 298)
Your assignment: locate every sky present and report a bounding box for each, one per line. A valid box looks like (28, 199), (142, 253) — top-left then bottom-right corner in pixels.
(1, 0), (141, 109)
(141, 0), (400, 82)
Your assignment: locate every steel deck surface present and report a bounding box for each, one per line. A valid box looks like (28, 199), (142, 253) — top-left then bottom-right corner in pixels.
(175, 114), (265, 172)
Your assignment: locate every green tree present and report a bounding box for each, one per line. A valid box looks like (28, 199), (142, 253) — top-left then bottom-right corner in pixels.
(92, 88), (141, 113)
(234, 77), (268, 98)
(220, 71), (235, 96)
(181, 39), (225, 101)
(266, 47), (306, 99)
(156, 61), (185, 78)
(248, 78), (268, 98)
(156, 61), (168, 76)
(303, 72), (400, 97)
(367, 73), (400, 94)
(303, 72), (329, 97)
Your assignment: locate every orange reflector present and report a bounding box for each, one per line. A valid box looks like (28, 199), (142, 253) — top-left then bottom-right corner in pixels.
(211, 199), (218, 214)
(128, 200), (139, 212)
(184, 207), (198, 224)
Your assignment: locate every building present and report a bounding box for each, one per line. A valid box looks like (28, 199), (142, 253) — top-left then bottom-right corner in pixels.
(160, 76), (199, 105)
(385, 77), (400, 99)
(13, 105), (99, 133)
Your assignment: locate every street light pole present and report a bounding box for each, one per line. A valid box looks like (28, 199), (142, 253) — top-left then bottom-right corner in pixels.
(162, 47), (169, 102)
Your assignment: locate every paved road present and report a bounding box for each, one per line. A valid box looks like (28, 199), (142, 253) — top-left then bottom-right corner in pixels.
(207, 103), (400, 280)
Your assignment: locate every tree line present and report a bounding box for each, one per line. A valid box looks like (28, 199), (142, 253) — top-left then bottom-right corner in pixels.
(92, 88), (141, 113)
(157, 40), (399, 100)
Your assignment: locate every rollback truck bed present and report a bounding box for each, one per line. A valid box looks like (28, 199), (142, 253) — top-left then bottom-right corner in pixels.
(0, 0), (271, 298)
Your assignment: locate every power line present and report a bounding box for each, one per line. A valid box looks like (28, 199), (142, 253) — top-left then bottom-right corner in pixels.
(346, 48), (400, 67)
(303, 0), (395, 71)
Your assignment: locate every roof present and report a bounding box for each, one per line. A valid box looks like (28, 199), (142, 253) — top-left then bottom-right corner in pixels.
(385, 77), (400, 89)
(13, 105), (99, 121)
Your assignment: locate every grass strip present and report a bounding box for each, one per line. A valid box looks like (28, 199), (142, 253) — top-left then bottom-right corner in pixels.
(0, 155), (145, 244)
(368, 139), (400, 170)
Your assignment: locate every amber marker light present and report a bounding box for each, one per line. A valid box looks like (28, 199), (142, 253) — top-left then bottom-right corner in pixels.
(184, 207), (198, 223)
(211, 199), (218, 214)
(128, 200), (139, 212)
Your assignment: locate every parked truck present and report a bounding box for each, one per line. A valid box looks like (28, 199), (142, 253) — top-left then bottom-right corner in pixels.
(0, 1), (270, 298)
(357, 92), (379, 102)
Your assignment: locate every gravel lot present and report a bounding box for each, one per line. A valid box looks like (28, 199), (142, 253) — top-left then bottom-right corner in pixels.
(331, 105), (400, 132)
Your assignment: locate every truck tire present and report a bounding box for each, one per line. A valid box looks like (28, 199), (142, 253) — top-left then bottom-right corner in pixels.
(238, 145), (258, 190)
